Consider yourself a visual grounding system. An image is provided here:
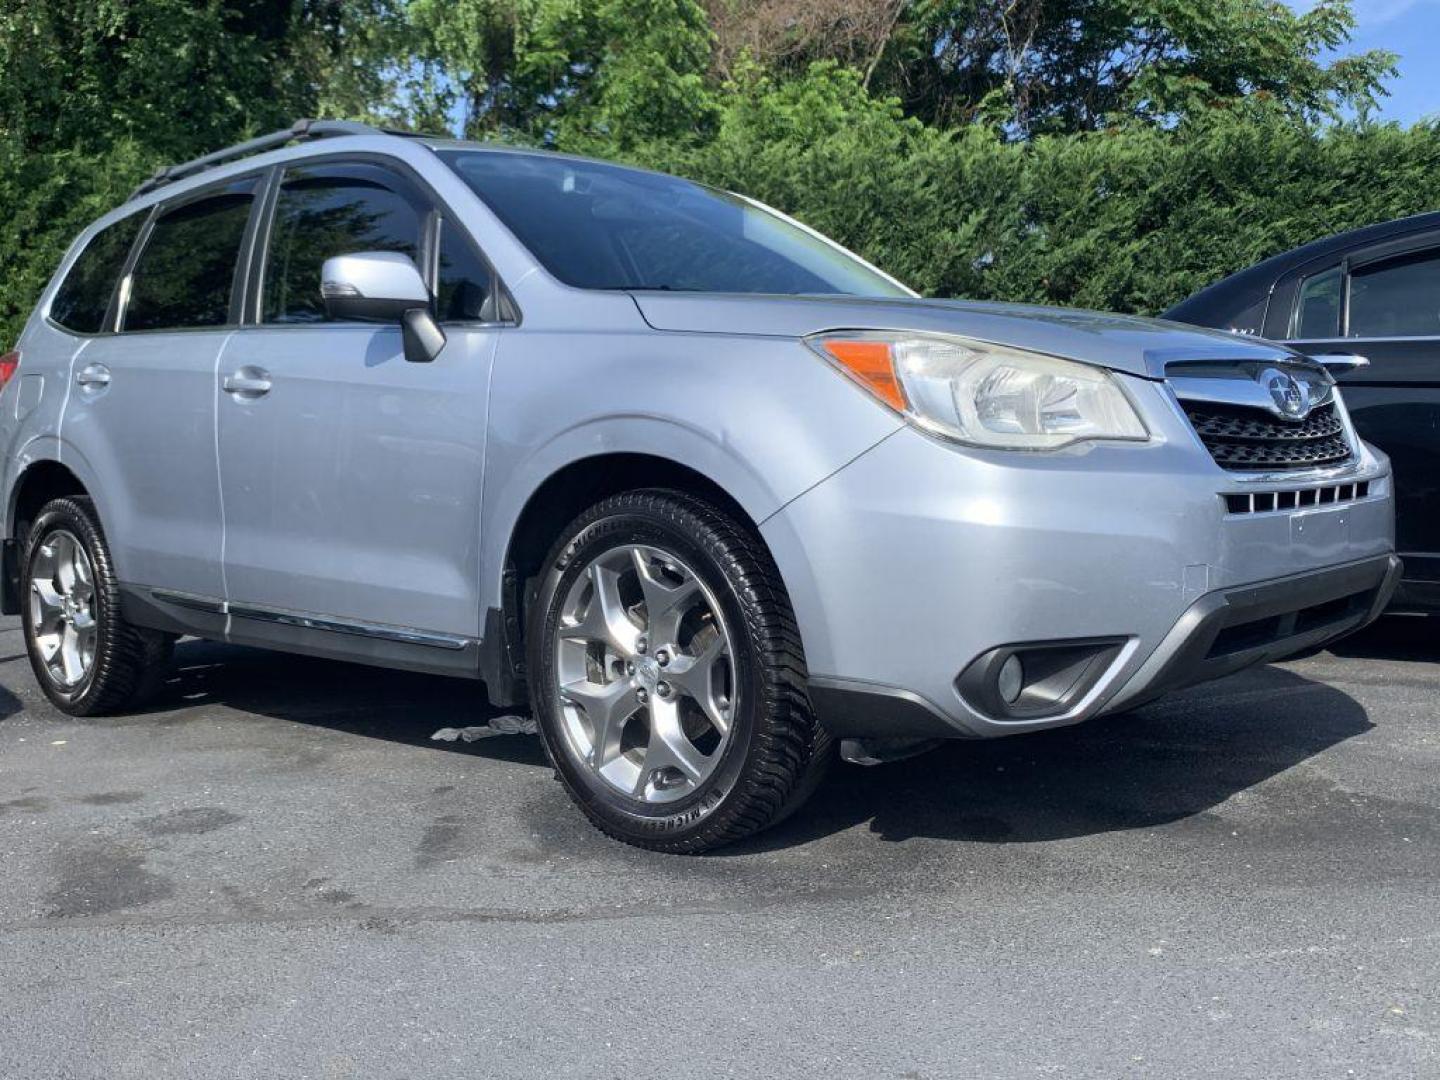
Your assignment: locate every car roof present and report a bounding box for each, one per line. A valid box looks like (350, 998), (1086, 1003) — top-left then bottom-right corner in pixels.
(1167, 209), (1440, 322)
(94, 125), (685, 241)
(1249, 210), (1440, 277)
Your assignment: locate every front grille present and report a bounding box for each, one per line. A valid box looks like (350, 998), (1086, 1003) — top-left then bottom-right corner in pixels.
(1182, 401), (1353, 471)
(1223, 480), (1371, 516)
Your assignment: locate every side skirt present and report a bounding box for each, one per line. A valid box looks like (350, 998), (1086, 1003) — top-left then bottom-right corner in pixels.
(119, 585), (486, 681)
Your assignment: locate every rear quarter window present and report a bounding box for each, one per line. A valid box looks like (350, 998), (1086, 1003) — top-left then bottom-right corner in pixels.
(49, 213), (146, 334)
(1290, 266), (1342, 339)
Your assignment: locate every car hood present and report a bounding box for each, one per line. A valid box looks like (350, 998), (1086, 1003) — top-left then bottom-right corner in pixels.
(631, 293), (1301, 380)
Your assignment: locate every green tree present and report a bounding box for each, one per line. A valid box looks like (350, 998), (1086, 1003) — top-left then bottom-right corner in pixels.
(409, 0), (717, 149)
(641, 63), (1440, 312)
(1, 0), (1430, 351)
(0, 0), (408, 347)
(786, 0), (1398, 134)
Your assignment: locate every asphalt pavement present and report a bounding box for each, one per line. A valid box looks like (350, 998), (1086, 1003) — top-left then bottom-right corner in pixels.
(1, 613), (1437, 1079)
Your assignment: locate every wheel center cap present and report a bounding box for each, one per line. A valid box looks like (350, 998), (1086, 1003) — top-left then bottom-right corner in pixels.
(633, 655), (660, 690)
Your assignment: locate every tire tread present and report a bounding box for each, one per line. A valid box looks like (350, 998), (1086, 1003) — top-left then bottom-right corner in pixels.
(533, 488), (831, 853)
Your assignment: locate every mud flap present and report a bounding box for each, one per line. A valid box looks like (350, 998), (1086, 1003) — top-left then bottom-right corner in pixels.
(1, 539), (19, 616)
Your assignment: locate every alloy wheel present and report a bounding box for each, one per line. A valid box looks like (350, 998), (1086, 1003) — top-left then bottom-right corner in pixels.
(553, 543), (737, 803)
(28, 529), (99, 688)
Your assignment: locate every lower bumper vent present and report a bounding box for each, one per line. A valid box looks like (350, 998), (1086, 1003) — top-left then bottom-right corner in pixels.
(1224, 480), (1370, 516)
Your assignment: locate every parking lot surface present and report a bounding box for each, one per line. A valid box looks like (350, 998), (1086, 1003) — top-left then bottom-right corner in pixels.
(1, 613), (1437, 1079)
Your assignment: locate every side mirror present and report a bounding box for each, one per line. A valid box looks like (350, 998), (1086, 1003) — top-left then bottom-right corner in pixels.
(319, 251), (447, 363)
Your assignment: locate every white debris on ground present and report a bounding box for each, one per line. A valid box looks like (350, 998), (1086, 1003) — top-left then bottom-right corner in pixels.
(430, 715), (538, 742)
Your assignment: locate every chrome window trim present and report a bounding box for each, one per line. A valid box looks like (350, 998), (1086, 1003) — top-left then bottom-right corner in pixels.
(1284, 335), (1440, 345)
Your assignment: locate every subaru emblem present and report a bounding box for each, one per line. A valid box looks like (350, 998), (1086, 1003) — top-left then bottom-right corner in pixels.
(1261, 368), (1311, 420)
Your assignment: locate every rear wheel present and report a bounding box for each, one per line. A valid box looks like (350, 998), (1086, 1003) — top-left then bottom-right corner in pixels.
(528, 489), (831, 853)
(20, 497), (172, 716)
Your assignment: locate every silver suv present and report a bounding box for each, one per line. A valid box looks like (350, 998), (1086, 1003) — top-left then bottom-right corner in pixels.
(0, 121), (1400, 851)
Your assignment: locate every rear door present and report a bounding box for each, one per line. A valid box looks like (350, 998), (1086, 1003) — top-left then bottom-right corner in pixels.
(1280, 234), (1440, 586)
(215, 157), (499, 641)
(61, 177), (260, 598)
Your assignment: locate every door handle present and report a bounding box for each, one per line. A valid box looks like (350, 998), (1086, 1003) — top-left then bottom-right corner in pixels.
(76, 363), (111, 389)
(222, 366), (272, 398)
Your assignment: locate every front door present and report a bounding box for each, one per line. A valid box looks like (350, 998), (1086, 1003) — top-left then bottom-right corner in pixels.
(215, 159), (498, 639)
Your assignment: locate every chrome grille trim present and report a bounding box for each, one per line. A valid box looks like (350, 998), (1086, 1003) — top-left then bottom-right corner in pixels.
(1165, 359), (1359, 474)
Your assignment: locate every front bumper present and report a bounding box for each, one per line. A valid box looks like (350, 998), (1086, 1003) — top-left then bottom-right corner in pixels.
(1086, 552), (1398, 712)
(760, 395), (1396, 740)
(806, 554), (1399, 740)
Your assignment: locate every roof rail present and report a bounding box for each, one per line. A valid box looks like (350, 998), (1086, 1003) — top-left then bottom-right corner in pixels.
(127, 119), (384, 202)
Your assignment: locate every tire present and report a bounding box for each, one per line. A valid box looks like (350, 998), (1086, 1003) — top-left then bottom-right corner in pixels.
(20, 496), (173, 716)
(527, 488), (832, 853)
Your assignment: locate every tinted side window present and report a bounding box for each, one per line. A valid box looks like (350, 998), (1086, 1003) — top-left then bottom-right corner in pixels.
(264, 165), (426, 324)
(50, 213), (145, 334)
(1348, 249), (1440, 338)
(1290, 265), (1341, 339)
(124, 191), (254, 332)
(1221, 294), (1266, 335)
(436, 219), (493, 321)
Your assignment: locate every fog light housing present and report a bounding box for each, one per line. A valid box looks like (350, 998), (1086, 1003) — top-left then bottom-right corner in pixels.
(957, 638), (1127, 721)
(997, 654), (1024, 703)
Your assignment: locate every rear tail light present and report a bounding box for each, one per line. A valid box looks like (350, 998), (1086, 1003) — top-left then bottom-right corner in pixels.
(0, 350), (18, 390)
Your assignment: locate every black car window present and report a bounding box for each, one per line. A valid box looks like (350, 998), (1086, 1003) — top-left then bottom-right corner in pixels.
(264, 164), (427, 324)
(50, 212), (146, 334)
(1347, 248), (1440, 338)
(435, 218), (493, 322)
(1220, 294), (1266, 335)
(1290, 265), (1342, 339)
(123, 190), (253, 332)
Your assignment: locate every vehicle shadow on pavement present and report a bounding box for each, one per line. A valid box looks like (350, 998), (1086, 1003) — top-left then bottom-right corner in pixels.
(1326, 614), (1440, 663)
(149, 638), (1372, 851)
(0, 681), (21, 722)
(726, 663), (1372, 851)
(155, 639), (549, 768)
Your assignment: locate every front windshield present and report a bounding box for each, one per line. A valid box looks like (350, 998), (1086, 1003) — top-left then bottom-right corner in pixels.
(437, 149), (912, 297)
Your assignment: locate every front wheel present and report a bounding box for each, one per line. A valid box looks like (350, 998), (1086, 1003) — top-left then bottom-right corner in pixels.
(527, 489), (830, 853)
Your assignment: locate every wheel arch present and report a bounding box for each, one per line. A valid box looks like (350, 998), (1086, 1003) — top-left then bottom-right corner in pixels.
(483, 451), (788, 708)
(8, 459), (90, 537)
(2, 455), (95, 616)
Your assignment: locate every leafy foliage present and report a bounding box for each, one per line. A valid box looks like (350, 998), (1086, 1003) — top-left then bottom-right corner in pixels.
(0, 0), (411, 344)
(867, 0), (1397, 134)
(638, 65), (1440, 312)
(0, 0), (1433, 349)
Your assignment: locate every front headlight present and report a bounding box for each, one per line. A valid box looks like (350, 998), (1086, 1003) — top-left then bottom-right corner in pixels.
(806, 330), (1149, 450)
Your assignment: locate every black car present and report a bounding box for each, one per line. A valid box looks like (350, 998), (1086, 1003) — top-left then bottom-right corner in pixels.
(1167, 211), (1440, 613)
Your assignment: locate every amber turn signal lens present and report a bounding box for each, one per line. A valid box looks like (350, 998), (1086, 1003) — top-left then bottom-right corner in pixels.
(817, 339), (907, 412)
